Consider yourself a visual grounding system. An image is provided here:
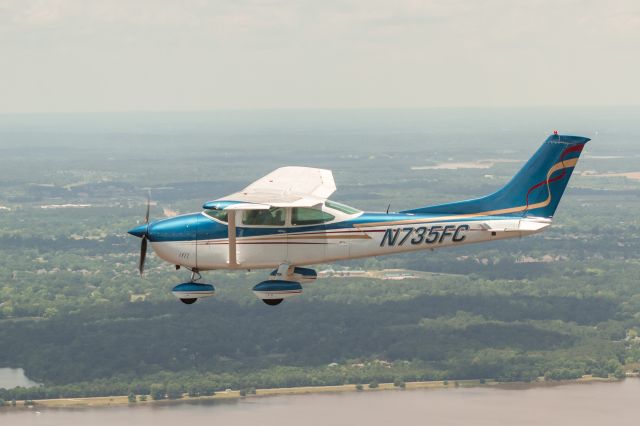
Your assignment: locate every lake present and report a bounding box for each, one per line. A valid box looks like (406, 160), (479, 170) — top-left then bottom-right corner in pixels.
(1, 380), (639, 426)
(0, 369), (40, 389)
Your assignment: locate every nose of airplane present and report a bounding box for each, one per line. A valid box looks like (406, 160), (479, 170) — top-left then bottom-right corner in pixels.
(128, 224), (148, 238)
(131, 214), (199, 242)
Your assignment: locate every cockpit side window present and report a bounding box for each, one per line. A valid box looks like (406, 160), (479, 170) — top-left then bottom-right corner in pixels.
(291, 208), (335, 226)
(204, 209), (228, 223)
(242, 207), (286, 226)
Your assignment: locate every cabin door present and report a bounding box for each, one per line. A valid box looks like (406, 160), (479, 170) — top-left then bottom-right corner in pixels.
(236, 208), (288, 267)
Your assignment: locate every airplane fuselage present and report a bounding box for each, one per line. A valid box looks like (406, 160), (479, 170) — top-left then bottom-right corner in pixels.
(146, 211), (551, 271)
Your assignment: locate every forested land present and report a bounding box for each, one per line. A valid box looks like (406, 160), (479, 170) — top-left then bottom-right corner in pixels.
(0, 109), (639, 401)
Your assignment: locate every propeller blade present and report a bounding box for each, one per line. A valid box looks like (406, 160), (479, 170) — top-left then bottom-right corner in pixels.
(139, 235), (147, 276)
(145, 191), (151, 224)
(137, 191), (151, 276)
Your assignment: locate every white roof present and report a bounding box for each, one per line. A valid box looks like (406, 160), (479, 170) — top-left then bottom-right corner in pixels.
(213, 166), (336, 209)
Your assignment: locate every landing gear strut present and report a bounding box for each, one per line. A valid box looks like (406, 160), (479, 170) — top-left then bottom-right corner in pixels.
(190, 269), (202, 282)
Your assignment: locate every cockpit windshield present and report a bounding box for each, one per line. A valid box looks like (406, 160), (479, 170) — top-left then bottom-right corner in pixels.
(204, 209), (228, 223)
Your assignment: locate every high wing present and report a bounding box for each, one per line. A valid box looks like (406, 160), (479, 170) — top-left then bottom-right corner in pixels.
(203, 166), (336, 210)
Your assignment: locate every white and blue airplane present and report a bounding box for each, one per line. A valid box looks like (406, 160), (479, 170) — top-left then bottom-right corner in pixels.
(129, 133), (589, 306)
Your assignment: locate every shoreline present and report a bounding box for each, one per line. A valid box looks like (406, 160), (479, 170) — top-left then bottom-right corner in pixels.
(1, 375), (627, 410)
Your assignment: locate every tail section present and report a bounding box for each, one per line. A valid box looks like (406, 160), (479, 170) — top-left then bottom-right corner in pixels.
(403, 134), (590, 218)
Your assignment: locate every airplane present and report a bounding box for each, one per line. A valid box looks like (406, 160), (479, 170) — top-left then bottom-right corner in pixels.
(129, 133), (589, 306)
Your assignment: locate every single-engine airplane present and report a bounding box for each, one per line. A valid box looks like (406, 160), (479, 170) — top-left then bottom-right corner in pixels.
(129, 133), (589, 306)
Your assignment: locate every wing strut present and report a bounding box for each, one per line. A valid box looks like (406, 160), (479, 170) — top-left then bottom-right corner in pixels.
(228, 211), (238, 266)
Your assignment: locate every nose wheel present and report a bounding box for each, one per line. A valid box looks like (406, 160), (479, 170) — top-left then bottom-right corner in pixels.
(183, 270), (202, 304)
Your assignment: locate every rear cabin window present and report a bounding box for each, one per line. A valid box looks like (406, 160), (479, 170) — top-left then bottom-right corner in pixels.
(291, 208), (335, 226)
(325, 200), (360, 214)
(204, 209), (228, 223)
(243, 208), (286, 226)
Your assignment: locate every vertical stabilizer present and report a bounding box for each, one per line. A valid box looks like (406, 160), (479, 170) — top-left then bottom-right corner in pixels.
(402, 134), (590, 218)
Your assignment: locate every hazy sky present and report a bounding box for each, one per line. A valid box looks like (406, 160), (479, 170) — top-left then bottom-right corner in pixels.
(1, 0), (639, 113)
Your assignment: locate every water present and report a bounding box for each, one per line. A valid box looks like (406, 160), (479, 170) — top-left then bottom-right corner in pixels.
(0, 369), (40, 389)
(2, 380), (639, 426)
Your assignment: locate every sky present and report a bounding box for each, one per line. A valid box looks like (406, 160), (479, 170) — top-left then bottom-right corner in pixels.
(0, 0), (639, 113)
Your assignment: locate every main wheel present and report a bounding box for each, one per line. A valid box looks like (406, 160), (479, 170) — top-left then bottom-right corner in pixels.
(262, 298), (283, 306)
(180, 298), (198, 305)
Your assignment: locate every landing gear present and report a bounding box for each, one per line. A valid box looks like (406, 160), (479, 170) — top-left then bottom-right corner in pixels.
(253, 280), (302, 306)
(171, 269), (216, 304)
(169, 266), (314, 307)
(181, 272), (200, 305)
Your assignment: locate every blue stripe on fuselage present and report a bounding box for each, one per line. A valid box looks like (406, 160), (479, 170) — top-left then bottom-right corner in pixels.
(146, 211), (509, 242)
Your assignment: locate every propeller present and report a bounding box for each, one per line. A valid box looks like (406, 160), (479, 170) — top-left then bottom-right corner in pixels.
(139, 192), (151, 276)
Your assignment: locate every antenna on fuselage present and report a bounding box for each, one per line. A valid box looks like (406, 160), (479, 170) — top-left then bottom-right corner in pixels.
(386, 203), (391, 214)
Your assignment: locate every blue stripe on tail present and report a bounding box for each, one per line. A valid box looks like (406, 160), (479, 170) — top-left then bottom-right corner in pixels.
(402, 134), (590, 218)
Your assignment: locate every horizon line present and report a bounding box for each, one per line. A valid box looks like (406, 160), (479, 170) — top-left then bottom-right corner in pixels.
(1, 104), (640, 116)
